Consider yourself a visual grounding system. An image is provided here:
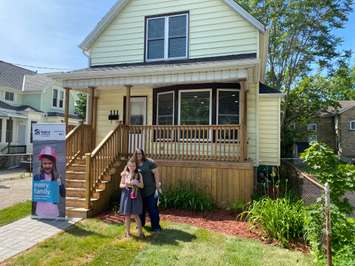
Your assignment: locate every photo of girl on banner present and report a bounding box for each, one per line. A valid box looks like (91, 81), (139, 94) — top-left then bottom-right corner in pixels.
(33, 146), (65, 218)
(32, 123), (66, 219)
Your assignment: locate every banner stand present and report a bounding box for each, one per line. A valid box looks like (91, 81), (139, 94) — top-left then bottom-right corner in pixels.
(31, 123), (67, 220)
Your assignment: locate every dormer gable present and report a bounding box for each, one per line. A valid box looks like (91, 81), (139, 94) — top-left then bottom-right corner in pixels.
(80, 0), (266, 67)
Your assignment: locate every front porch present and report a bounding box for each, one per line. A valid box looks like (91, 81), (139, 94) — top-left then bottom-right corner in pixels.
(58, 59), (257, 217)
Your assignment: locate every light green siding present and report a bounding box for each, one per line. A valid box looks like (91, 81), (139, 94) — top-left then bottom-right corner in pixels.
(22, 93), (42, 110)
(258, 95), (281, 166)
(89, 0), (258, 66)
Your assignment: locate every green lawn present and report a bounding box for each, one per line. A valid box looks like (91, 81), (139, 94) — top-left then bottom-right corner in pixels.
(0, 201), (31, 226)
(4, 219), (313, 266)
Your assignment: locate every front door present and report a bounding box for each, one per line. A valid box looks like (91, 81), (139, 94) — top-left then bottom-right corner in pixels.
(127, 97), (147, 152)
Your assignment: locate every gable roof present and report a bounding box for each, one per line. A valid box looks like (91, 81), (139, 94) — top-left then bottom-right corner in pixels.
(0, 60), (35, 90)
(259, 82), (282, 94)
(80, 0), (266, 51)
(22, 74), (57, 92)
(319, 101), (355, 117)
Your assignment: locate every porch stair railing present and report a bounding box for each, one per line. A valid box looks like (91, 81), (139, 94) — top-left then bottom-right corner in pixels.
(84, 124), (126, 208)
(66, 124), (93, 167)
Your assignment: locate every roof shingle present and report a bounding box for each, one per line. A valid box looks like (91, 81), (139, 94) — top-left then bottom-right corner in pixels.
(0, 60), (35, 90)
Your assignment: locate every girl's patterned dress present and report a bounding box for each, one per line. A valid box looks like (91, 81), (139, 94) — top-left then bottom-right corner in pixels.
(119, 172), (143, 215)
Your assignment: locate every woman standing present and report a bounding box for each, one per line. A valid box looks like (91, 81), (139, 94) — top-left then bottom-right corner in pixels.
(132, 148), (162, 232)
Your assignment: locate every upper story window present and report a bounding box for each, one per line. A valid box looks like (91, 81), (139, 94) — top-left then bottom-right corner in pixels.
(5, 91), (14, 102)
(350, 120), (355, 131)
(146, 13), (188, 61)
(52, 88), (64, 108)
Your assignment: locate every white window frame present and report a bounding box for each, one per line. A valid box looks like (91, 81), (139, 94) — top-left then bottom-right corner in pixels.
(307, 123), (317, 131)
(52, 88), (64, 109)
(350, 120), (355, 131)
(156, 91), (175, 125)
(216, 89), (240, 125)
(4, 91), (15, 102)
(145, 13), (189, 62)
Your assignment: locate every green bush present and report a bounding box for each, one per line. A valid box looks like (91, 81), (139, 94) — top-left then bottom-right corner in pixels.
(227, 200), (246, 213)
(244, 197), (305, 247)
(160, 183), (215, 212)
(305, 203), (355, 266)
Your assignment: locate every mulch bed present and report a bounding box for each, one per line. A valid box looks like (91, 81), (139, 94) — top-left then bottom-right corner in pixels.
(98, 209), (309, 253)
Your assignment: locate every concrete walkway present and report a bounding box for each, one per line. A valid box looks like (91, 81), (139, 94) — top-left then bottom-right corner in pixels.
(0, 216), (81, 262)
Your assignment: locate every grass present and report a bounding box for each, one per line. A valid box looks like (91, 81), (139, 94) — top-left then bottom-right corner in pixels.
(4, 219), (313, 266)
(0, 201), (31, 226)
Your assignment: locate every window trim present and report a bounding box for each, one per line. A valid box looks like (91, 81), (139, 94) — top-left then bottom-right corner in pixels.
(52, 88), (64, 109)
(145, 12), (189, 62)
(4, 91), (15, 102)
(216, 89), (240, 125)
(156, 91), (175, 125)
(350, 120), (355, 131)
(178, 89), (212, 126)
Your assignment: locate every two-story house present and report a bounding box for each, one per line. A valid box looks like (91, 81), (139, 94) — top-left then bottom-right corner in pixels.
(296, 101), (355, 163)
(53, 0), (282, 217)
(0, 60), (80, 153)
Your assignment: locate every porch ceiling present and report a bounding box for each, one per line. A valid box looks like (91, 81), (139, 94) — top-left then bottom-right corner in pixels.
(50, 58), (258, 89)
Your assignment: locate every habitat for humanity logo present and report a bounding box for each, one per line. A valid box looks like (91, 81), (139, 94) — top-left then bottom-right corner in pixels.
(34, 129), (50, 137)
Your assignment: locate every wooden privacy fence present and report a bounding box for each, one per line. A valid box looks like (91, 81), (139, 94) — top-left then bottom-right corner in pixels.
(126, 125), (243, 162)
(66, 124), (93, 167)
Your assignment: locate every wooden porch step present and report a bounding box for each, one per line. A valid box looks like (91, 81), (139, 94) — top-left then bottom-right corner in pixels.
(66, 179), (86, 189)
(68, 164), (86, 171)
(66, 188), (86, 198)
(66, 207), (91, 218)
(66, 171), (86, 180)
(66, 196), (99, 208)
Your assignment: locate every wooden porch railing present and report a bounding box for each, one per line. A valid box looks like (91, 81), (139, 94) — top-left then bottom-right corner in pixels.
(126, 125), (244, 162)
(66, 124), (93, 167)
(82, 124), (246, 208)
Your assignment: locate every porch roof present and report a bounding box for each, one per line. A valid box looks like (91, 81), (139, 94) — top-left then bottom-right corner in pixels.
(49, 58), (259, 89)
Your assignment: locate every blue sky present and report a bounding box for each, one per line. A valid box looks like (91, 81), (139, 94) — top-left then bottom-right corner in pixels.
(0, 0), (354, 73)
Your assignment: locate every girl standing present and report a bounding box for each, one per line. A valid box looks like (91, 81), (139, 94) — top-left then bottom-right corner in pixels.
(119, 159), (144, 238)
(33, 146), (65, 218)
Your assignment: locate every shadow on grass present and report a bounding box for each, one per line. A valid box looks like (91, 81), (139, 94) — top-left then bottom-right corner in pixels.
(143, 228), (197, 246)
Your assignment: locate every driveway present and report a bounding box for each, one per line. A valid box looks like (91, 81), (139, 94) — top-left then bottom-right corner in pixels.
(0, 176), (31, 209)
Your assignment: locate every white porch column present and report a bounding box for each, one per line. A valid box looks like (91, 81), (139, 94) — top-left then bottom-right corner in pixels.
(0, 118), (6, 144)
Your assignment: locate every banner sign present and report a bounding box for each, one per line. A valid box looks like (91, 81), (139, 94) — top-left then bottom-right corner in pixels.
(32, 123), (66, 220)
(32, 181), (60, 203)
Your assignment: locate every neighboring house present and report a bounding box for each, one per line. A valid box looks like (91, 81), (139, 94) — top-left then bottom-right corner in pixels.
(53, 0), (282, 217)
(295, 101), (355, 163)
(0, 60), (80, 153)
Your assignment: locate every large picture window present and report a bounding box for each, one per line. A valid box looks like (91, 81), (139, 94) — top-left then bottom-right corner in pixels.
(179, 90), (211, 125)
(217, 89), (240, 124)
(146, 13), (188, 61)
(157, 92), (174, 125)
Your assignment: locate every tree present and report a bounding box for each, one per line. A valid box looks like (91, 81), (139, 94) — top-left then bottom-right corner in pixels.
(237, 0), (353, 153)
(75, 93), (87, 120)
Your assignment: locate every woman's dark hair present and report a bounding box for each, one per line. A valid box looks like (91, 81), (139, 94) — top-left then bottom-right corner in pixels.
(132, 148), (146, 162)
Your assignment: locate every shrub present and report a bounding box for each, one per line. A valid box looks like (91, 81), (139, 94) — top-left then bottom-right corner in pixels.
(227, 200), (246, 213)
(305, 203), (355, 266)
(160, 183), (215, 212)
(301, 142), (355, 214)
(244, 197), (305, 247)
